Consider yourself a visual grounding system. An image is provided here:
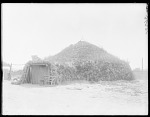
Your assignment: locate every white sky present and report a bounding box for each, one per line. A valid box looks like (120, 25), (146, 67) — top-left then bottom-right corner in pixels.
(2, 3), (148, 70)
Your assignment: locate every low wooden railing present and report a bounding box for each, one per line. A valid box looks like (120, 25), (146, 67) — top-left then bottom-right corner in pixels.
(40, 75), (56, 85)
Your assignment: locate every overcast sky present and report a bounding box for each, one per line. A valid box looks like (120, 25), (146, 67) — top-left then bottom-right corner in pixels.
(2, 3), (148, 70)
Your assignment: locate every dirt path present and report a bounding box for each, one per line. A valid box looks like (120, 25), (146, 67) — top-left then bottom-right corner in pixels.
(2, 80), (148, 115)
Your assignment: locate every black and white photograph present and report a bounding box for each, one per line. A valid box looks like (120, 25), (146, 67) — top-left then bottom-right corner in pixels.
(2, 3), (148, 115)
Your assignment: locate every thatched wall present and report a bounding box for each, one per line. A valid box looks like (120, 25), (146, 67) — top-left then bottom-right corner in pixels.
(55, 59), (134, 84)
(18, 58), (134, 85)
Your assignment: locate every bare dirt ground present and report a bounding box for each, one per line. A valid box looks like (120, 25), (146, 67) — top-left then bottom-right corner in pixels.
(2, 78), (148, 115)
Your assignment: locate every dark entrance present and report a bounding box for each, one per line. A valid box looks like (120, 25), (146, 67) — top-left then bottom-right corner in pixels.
(29, 65), (49, 84)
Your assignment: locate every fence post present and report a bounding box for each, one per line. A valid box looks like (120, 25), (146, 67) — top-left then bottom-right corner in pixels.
(8, 63), (12, 80)
(142, 58), (143, 71)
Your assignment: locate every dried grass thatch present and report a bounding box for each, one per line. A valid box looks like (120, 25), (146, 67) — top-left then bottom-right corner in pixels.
(17, 41), (134, 85)
(54, 59), (134, 84)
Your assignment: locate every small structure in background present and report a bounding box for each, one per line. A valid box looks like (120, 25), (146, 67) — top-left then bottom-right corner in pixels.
(2, 62), (11, 80)
(8, 63), (12, 80)
(133, 67), (148, 80)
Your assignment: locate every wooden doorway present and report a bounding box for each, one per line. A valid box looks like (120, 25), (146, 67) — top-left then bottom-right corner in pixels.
(30, 65), (48, 84)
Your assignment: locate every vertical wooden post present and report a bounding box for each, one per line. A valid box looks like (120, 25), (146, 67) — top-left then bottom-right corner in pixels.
(142, 58), (143, 71)
(9, 63), (12, 80)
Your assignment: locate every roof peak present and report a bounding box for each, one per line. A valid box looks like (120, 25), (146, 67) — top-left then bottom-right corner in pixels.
(77, 40), (89, 44)
(81, 35), (85, 41)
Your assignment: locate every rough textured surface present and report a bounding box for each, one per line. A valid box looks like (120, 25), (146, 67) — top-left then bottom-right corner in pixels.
(44, 41), (134, 81)
(45, 41), (119, 64)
